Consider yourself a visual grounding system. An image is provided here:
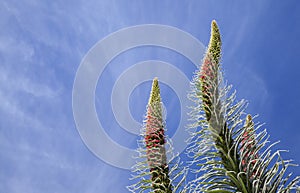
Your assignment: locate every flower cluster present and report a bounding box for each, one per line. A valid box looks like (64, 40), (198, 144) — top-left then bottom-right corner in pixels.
(129, 20), (299, 193)
(144, 78), (172, 193)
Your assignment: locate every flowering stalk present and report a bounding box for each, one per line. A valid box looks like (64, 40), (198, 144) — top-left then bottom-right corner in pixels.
(201, 20), (251, 191)
(129, 20), (299, 193)
(145, 78), (172, 193)
(187, 20), (299, 192)
(128, 78), (186, 193)
(240, 115), (260, 179)
(200, 20), (221, 123)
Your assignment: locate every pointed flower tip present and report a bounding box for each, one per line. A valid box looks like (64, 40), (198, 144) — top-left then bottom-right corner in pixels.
(246, 114), (252, 122)
(211, 20), (217, 27)
(208, 19), (221, 64)
(153, 77), (159, 88)
(149, 77), (161, 105)
(211, 20), (219, 33)
(210, 20), (221, 44)
(245, 114), (254, 130)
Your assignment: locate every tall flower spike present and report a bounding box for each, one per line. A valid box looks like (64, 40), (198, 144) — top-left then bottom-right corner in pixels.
(200, 20), (222, 124)
(128, 78), (187, 193)
(187, 20), (299, 192)
(240, 114), (260, 179)
(145, 78), (166, 167)
(207, 20), (222, 65)
(144, 78), (172, 192)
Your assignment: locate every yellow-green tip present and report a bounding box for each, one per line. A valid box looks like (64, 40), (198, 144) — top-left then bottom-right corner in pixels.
(149, 77), (161, 105)
(245, 114), (254, 128)
(208, 20), (222, 64)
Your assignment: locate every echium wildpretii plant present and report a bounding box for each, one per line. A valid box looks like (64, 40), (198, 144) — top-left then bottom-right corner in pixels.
(128, 78), (187, 193)
(128, 21), (299, 193)
(187, 20), (299, 192)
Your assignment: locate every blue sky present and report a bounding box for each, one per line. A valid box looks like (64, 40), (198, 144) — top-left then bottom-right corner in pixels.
(1, 1), (300, 192)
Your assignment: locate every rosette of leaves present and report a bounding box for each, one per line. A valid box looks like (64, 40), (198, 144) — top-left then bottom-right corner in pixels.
(187, 20), (299, 193)
(128, 78), (187, 193)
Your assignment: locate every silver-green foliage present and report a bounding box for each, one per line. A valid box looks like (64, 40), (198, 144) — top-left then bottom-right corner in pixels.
(128, 20), (299, 193)
(128, 79), (187, 193)
(186, 20), (299, 193)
